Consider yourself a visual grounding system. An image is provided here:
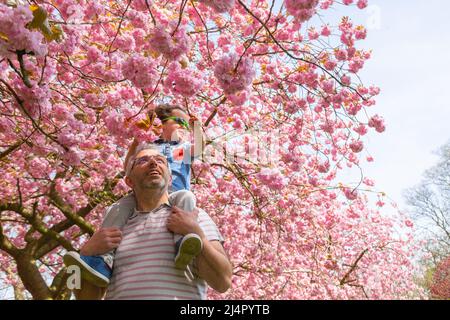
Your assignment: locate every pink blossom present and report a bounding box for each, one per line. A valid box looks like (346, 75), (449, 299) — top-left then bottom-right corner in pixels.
(321, 25), (331, 37)
(369, 86), (381, 96)
(84, 2), (105, 19)
(317, 161), (330, 173)
(363, 177), (375, 186)
(61, 148), (84, 166)
(343, 188), (358, 201)
(0, 4), (47, 58)
(121, 54), (157, 89)
(321, 79), (335, 94)
(165, 62), (204, 97)
(228, 90), (250, 106)
(308, 28), (319, 40)
(357, 0), (369, 9)
(354, 124), (368, 136)
(54, 0), (85, 21)
(349, 57), (365, 73)
(368, 115), (386, 133)
(257, 167), (288, 190)
(200, 0), (235, 13)
(214, 54), (255, 95)
(341, 75), (352, 86)
(335, 49), (348, 61)
(130, 0), (148, 11)
(285, 0), (320, 23)
(149, 26), (190, 61)
(115, 34), (136, 52)
(354, 26), (367, 40)
(349, 140), (364, 153)
(15, 84), (51, 118)
(405, 220), (414, 228)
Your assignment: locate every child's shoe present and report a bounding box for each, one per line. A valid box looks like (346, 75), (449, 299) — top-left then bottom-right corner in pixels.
(174, 233), (203, 270)
(63, 251), (112, 287)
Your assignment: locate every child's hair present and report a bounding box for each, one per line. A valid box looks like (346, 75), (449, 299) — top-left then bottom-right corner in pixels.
(154, 104), (187, 122)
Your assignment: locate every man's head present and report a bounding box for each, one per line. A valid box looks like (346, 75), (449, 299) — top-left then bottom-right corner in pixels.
(125, 144), (171, 193)
(155, 104), (191, 142)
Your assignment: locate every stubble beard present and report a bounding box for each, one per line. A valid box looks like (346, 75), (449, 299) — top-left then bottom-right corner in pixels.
(140, 177), (167, 191)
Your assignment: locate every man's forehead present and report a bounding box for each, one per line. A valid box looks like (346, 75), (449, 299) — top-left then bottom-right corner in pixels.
(136, 148), (163, 158)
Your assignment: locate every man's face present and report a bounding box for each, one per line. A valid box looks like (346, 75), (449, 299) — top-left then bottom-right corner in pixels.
(161, 109), (191, 141)
(126, 149), (171, 191)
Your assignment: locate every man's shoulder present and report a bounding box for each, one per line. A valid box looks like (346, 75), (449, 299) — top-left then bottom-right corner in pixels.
(197, 208), (217, 224)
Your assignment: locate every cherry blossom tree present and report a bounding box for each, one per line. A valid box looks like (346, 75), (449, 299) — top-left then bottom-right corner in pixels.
(0, 0), (423, 299)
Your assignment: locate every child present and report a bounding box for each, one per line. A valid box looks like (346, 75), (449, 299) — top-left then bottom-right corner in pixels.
(63, 104), (205, 287)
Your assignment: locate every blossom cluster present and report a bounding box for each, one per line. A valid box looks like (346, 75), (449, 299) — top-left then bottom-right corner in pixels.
(214, 54), (255, 95)
(165, 62), (205, 97)
(121, 54), (157, 89)
(0, 4), (47, 57)
(149, 26), (190, 61)
(200, 0), (235, 13)
(285, 0), (320, 23)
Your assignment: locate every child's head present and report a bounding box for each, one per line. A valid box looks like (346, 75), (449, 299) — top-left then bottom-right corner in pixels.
(155, 104), (190, 142)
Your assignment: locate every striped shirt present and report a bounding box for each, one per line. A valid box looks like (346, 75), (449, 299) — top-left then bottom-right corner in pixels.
(105, 204), (224, 300)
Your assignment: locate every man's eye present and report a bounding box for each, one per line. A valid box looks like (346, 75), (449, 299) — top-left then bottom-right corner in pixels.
(136, 158), (147, 165)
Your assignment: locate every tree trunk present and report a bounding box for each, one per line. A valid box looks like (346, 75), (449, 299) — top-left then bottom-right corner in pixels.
(16, 254), (52, 300)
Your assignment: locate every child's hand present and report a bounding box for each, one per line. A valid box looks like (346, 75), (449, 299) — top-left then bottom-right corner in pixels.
(80, 227), (123, 256)
(189, 115), (200, 128)
(151, 124), (163, 137)
(166, 207), (202, 237)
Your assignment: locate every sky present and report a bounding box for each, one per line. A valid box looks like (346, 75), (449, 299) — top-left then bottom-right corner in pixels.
(327, 0), (450, 210)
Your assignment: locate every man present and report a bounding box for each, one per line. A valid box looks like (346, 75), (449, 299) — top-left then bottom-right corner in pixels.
(74, 145), (232, 299)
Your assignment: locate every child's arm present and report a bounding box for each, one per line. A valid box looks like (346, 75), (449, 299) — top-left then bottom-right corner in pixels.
(124, 138), (140, 172)
(190, 116), (205, 159)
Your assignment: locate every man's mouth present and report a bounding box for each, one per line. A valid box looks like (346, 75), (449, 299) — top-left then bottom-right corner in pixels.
(147, 170), (161, 176)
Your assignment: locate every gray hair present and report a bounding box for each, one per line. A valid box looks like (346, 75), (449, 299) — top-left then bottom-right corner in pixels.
(125, 143), (164, 177)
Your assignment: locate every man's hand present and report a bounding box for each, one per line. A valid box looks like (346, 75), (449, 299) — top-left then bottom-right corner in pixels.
(167, 207), (203, 237)
(80, 227), (122, 256)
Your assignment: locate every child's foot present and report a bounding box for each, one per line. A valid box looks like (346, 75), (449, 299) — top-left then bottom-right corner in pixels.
(63, 251), (112, 287)
(174, 234), (203, 270)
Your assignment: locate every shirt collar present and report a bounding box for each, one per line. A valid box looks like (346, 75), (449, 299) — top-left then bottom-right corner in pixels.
(132, 202), (171, 216)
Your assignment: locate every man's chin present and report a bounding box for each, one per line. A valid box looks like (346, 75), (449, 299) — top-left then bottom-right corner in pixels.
(141, 180), (166, 190)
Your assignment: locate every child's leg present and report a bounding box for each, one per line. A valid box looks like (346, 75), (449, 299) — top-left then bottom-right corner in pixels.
(101, 192), (136, 228)
(98, 192), (136, 267)
(63, 192), (136, 287)
(169, 190), (202, 271)
(169, 190), (196, 243)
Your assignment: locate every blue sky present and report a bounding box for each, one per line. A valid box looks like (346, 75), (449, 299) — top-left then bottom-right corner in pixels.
(332, 0), (450, 209)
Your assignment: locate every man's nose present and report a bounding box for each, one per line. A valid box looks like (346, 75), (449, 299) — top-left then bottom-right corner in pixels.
(147, 158), (158, 167)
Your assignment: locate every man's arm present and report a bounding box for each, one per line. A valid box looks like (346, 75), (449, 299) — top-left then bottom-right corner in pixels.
(195, 239), (232, 293)
(167, 207), (232, 293)
(73, 227), (122, 300)
(124, 138), (139, 172)
(73, 280), (106, 300)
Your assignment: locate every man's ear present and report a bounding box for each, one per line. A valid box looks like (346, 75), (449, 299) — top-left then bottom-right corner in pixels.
(125, 176), (134, 188)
